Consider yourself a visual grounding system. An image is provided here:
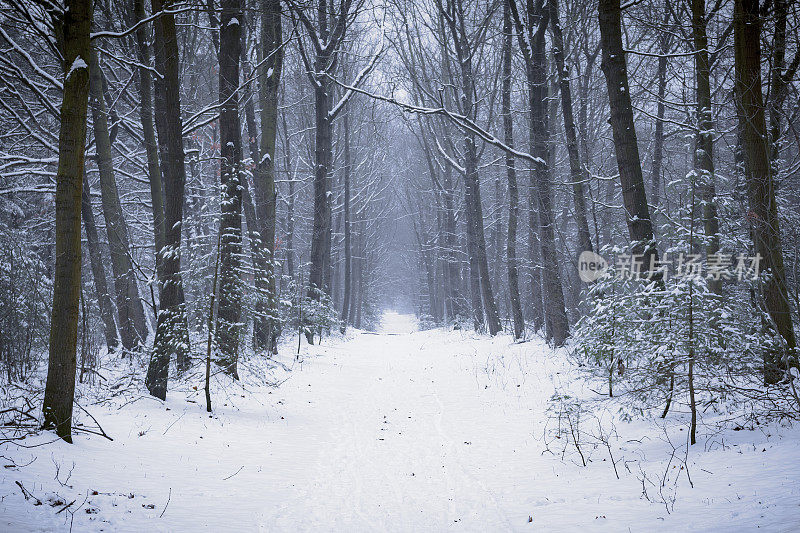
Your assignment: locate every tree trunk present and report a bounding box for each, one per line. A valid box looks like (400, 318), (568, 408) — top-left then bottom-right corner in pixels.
(215, 0), (245, 376)
(464, 139), (501, 335)
(577, 43), (600, 252)
(88, 48), (148, 352)
(354, 216), (364, 329)
(650, 2), (669, 213)
(528, 8), (568, 346)
(494, 174), (503, 284)
(81, 173), (119, 351)
(42, 0), (92, 443)
(550, 0), (592, 256)
(254, 0), (283, 352)
(464, 174), (485, 332)
(447, 2), (502, 336)
(240, 1), (283, 353)
(310, 79), (333, 303)
(282, 113), (296, 279)
(306, 0), (336, 336)
(132, 0), (165, 290)
(240, 14), (269, 350)
(332, 210), (342, 309)
(341, 104), (352, 324)
(508, 0), (545, 333)
(734, 0), (797, 383)
(503, 0), (524, 339)
(598, 0), (659, 274)
(768, 0), (794, 168)
(146, 0), (191, 399)
(527, 184), (544, 331)
(307, 2), (334, 342)
(691, 0), (722, 294)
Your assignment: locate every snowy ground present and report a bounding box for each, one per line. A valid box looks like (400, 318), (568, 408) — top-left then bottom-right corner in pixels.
(2, 312), (800, 531)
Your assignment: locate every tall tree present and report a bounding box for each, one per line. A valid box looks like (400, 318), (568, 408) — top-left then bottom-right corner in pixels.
(146, 0), (192, 399)
(509, 0), (569, 345)
(502, 0), (524, 339)
(81, 173), (119, 351)
(734, 0), (797, 383)
(215, 0), (245, 376)
(650, 2), (670, 213)
(690, 0), (722, 294)
(253, 0), (283, 353)
(437, 0), (502, 336)
(597, 0), (659, 275)
(88, 48), (148, 352)
(341, 102), (353, 325)
(131, 0), (166, 290)
(550, 0), (592, 257)
(294, 0), (343, 321)
(42, 0), (92, 443)
(292, 0), (367, 342)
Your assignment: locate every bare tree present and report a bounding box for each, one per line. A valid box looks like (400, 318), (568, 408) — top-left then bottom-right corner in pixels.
(436, 0), (502, 335)
(131, 0), (166, 290)
(215, 0), (245, 377)
(42, 0), (92, 443)
(509, 0), (569, 345)
(597, 0), (659, 274)
(549, 0), (592, 257)
(146, 0), (192, 399)
(88, 48), (148, 351)
(253, 0), (283, 353)
(502, 0), (524, 339)
(690, 0), (721, 294)
(734, 0), (797, 383)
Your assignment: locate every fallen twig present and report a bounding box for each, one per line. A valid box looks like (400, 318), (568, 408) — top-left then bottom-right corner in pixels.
(74, 402), (113, 441)
(55, 499), (76, 514)
(15, 480), (42, 505)
(159, 488), (171, 518)
(222, 465), (244, 480)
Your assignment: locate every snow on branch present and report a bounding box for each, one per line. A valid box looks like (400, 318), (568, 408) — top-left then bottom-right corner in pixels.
(182, 31), (294, 136)
(90, 6), (195, 40)
(328, 24), (385, 121)
(323, 75), (546, 166)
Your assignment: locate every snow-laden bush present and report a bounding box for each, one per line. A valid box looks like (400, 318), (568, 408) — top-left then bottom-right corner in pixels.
(275, 282), (341, 344)
(572, 258), (792, 420)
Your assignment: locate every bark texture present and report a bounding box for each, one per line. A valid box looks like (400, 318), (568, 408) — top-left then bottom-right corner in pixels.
(503, 0), (524, 339)
(253, 0), (283, 352)
(42, 0), (92, 442)
(146, 0), (191, 399)
(88, 49), (148, 352)
(598, 0), (659, 273)
(733, 0), (797, 383)
(81, 173), (119, 351)
(690, 0), (722, 294)
(215, 0), (245, 376)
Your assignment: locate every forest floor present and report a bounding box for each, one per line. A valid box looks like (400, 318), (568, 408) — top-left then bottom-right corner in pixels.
(2, 312), (800, 532)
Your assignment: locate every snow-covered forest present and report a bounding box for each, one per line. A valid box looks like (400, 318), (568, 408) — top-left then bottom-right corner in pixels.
(1, 0), (799, 530)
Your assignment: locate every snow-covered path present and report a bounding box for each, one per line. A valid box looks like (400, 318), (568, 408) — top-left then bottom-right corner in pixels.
(3, 312), (800, 531)
(266, 312), (530, 530)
